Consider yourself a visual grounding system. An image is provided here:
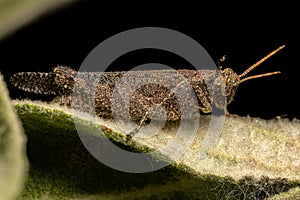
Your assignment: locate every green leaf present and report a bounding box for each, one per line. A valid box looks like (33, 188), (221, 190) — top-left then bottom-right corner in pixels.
(0, 73), (28, 200)
(13, 100), (300, 199)
(0, 0), (78, 40)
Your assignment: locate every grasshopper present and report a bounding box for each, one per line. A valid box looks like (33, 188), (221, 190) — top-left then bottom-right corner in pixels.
(11, 45), (285, 138)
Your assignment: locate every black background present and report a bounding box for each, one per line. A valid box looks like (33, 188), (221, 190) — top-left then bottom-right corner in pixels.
(0, 1), (296, 120)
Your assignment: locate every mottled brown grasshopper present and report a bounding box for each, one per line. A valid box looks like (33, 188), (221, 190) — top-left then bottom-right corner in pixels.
(11, 45), (285, 138)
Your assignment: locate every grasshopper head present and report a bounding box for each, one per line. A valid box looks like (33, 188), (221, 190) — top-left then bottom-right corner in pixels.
(217, 45), (285, 106)
(220, 68), (240, 104)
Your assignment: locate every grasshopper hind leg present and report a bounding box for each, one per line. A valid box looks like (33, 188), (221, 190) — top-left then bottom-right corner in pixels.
(126, 113), (150, 140)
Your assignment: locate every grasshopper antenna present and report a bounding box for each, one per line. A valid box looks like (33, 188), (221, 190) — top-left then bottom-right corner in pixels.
(239, 45), (285, 83)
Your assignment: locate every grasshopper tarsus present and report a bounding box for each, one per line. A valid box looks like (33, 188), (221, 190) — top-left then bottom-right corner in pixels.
(126, 126), (141, 140)
(126, 115), (149, 139)
(126, 133), (133, 140)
